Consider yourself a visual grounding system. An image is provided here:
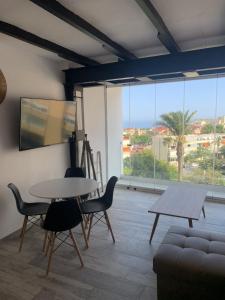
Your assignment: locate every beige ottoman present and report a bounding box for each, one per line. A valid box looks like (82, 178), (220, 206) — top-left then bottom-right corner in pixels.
(153, 226), (225, 300)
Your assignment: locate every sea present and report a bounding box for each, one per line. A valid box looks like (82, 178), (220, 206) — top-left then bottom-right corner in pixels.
(123, 120), (155, 129)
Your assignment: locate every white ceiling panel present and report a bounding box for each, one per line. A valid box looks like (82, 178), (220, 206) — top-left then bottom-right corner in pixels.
(59, 0), (161, 51)
(0, 0), (109, 59)
(151, 0), (225, 49)
(1, 0), (225, 64)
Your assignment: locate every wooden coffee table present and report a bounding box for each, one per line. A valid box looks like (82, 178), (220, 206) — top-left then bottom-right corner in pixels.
(148, 185), (207, 243)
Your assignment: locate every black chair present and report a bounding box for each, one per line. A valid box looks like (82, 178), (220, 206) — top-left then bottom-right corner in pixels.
(42, 199), (87, 275)
(64, 167), (86, 178)
(64, 167), (89, 201)
(79, 176), (118, 243)
(8, 183), (49, 252)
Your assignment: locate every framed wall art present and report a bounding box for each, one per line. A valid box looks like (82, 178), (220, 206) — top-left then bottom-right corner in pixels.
(0, 70), (7, 104)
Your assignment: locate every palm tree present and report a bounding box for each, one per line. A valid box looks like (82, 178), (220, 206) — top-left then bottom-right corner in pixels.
(163, 136), (174, 162)
(158, 110), (196, 181)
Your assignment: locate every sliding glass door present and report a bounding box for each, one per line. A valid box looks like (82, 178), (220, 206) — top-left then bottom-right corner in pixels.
(118, 75), (225, 193)
(122, 84), (156, 186)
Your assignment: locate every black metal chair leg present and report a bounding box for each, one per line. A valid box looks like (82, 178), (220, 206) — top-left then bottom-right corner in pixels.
(202, 206), (206, 218)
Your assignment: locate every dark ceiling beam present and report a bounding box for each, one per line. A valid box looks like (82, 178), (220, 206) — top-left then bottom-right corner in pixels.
(65, 45), (225, 84)
(135, 0), (180, 53)
(0, 21), (99, 66)
(30, 0), (137, 61)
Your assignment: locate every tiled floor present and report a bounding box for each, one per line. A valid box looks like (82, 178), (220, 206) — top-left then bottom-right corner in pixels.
(1, 188), (225, 299)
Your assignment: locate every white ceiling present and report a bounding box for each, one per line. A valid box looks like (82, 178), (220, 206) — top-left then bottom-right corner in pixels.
(0, 0), (225, 66)
(151, 0), (225, 50)
(60, 0), (161, 52)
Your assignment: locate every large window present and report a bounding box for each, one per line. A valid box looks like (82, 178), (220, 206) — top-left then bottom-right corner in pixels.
(122, 76), (225, 188)
(123, 85), (155, 180)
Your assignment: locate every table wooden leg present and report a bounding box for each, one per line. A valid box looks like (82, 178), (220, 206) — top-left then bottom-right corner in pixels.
(149, 213), (160, 244)
(202, 206), (206, 218)
(188, 218), (193, 228)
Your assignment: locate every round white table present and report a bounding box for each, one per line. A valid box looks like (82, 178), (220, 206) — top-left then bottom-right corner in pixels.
(29, 178), (98, 200)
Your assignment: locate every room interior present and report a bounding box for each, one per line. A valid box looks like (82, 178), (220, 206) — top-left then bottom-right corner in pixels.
(1, 0), (225, 299)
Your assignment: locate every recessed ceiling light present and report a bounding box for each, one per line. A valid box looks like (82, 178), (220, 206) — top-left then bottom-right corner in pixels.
(98, 81), (115, 86)
(106, 77), (134, 82)
(183, 71), (199, 78)
(136, 77), (153, 82)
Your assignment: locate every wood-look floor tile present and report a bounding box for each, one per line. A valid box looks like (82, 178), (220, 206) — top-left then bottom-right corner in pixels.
(1, 188), (225, 299)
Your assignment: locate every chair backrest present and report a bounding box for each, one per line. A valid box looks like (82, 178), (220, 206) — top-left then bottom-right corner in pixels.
(101, 176), (118, 208)
(65, 167), (89, 200)
(64, 167), (85, 178)
(43, 199), (82, 232)
(8, 183), (25, 214)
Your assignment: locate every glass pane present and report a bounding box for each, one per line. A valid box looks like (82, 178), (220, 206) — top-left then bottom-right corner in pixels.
(183, 78), (217, 185)
(122, 84), (155, 187)
(214, 76), (225, 187)
(154, 81), (184, 182)
(119, 75), (225, 195)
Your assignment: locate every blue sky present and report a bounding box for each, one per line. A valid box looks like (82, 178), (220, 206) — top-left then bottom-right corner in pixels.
(122, 77), (225, 128)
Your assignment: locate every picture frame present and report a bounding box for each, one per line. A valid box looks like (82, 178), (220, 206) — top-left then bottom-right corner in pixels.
(0, 70), (7, 104)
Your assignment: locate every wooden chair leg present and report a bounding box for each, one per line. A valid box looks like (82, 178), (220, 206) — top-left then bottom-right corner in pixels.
(46, 232), (56, 276)
(85, 214), (90, 229)
(87, 214), (94, 241)
(45, 232), (52, 256)
(104, 211), (115, 243)
(19, 216), (28, 252)
(104, 211), (111, 231)
(69, 230), (84, 267)
(42, 231), (48, 252)
(80, 221), (89, 249)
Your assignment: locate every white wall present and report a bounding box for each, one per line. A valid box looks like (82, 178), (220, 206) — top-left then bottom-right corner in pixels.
(0, 38), (69, 238)
(107, 87), (123, 178)
(0, 37), (123, 238)
(83, 86), (123, 184)
(83, 87), (107, 183)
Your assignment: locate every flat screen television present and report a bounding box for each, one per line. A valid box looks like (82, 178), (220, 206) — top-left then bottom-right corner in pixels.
(19, 98), (76, 151)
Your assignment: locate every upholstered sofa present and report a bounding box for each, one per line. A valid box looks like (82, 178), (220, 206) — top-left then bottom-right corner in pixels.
(153, 226), (225, 300)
